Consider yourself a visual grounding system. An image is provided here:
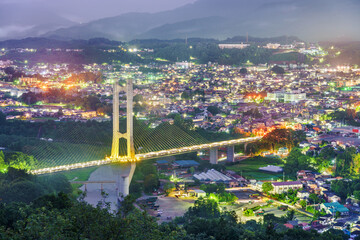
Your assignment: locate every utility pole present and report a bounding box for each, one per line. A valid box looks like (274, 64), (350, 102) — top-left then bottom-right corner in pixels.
(283, 171), (285, 182)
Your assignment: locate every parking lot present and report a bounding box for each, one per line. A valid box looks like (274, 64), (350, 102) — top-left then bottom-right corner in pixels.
(140, 196), (195, 223)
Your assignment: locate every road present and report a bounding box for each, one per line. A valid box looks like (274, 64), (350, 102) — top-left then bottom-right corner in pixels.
(226, 187), (314, 218)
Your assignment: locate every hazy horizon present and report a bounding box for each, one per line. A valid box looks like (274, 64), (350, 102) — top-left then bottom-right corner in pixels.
(0, 0), (359, 42)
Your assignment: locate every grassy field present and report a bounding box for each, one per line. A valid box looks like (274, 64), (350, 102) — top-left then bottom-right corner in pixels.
(62, 166), (98, 181)
(62, 166), (98, 195)
(226, 156), (284, 181)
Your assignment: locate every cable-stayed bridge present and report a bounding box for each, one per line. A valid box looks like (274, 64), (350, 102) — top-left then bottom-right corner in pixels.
(28, 79), (261, 197)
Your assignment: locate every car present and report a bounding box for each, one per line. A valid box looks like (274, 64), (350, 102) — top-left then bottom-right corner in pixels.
(278, 205), (288, 211)
(156, 213), (161, 217)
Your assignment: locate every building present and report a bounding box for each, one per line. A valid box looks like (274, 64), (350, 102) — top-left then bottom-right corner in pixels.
(173, 160), (200, 168)
(264, 43), (281, 49)
(323, 191), (341, 202)
(175, 61), (192, 69)
(259, 165), (283, 173)
(155, 160), (171, 170)
(189, 189), (206, 198)
(194, 169), (232, 183)
(320, 202), (349, 216)
(297, 190), (310, 199)
(297, 170), (315, 180)
(272, 181), (303, 194)
(266, 91), (306, 103)
(20, 77), (38, 85)
(218, 43), (250, 49)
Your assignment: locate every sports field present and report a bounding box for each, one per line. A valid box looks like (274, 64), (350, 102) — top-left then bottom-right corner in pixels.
(226, 156), (284, 180)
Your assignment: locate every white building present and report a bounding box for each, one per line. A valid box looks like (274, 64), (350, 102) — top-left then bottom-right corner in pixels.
(266, 91), (306, 103)
(264, 43), (281, 49)
(218, 43), (250, 49)
(175, 61), (192, 69)
(271, 181), (303, 194)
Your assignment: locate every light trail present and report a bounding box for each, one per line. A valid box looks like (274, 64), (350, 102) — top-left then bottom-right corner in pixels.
(30, 136), (261, 175)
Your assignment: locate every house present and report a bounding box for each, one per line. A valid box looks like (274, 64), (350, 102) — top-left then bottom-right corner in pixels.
(297, 170), (315, 180)
(297, 190), (310, 199)
(333, 221), (345, 230)
(272, 181), (303, 194)
(173, 160), (200, 169)
(351, 230), (360, 239)
(189, 189), (206, 198)
(155, 160), (170, 170)
(318, 214), (333, 225)
(326, 193), (341, 203)
(320, 202), (349, 216)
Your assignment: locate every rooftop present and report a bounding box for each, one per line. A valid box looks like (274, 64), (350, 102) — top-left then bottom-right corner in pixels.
(194, 169), (232, 182)
(272, 181), (302, 186)
(174, 160), (200, 167)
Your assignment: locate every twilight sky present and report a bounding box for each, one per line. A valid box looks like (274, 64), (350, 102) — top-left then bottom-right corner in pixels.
(0, 0), (359, 41)
(0, 0), (197, 23)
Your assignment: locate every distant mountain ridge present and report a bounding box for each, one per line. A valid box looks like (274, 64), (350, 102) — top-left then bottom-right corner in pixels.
(42, 0), (360, 42)
(0, 36), (300, 49)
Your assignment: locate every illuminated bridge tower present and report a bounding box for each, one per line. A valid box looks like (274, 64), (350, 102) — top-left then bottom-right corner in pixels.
(111, 78), (136, 198)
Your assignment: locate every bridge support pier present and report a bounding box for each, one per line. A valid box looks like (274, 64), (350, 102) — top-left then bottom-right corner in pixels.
(227, 145), (235, 163)
(210, 148), (218, 164)
(244, 143), (248, 154)
(111, 163), (136, 199)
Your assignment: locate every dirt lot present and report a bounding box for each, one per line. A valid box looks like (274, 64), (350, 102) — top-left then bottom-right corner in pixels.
(141, 196), (195, 223)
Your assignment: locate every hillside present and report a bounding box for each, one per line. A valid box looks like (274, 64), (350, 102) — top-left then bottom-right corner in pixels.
(42, 0), (360, 42)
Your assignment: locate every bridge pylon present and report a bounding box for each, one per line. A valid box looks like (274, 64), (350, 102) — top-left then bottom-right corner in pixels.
(111, 78), (136, 199)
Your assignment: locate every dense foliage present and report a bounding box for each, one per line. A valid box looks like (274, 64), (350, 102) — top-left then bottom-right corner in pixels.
(0, 168), (71, 204)
(245, 129), (306, 156)
(0, 174), (351, 240)
(199, 183), (237, 203)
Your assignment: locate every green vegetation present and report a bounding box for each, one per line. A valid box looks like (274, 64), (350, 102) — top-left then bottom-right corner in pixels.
(0, 151), (36, 173)
(226, 156), (283, 180)
(262, 182), (274, 193)
(131, 159), (159, 197)
(271, 189), (300, 206)
(245, 129), (306, 156)
(0, 186), (350, 240)
(200, 183), (237, 203)
(0, 168), (71, 204)
(283, 146), (337, 179)
(331, 179), (360, 200)
(271, 65), (285, 74)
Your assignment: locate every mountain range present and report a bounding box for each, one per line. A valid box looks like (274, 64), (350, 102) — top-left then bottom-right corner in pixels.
(2, 0), (360, 42)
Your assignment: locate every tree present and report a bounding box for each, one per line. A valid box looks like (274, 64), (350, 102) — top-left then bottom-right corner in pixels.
(207, 106), (221, 116)
(299, 200), (307, 209)
(271, 65), (285, 74)
(163, 182), (175, 196)
(335, 211), (341, 219)
(239, 68), (248, 75)
(0, 111), (6, 125)
(309, 193), (322, 204)
(144, 174), (158, 193)
(120, 195), (135, 216)
(181, 91), (192, 100)
(184, 198), (220, 220)
(354, 190), (360, 200)
(262, 182), (274, 194)
(133, 94), (144, 102)
(0, 151), (7, 173)
(244, 209), (254, 216)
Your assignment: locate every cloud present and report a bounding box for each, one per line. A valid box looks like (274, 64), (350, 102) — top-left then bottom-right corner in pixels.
(0, 25), (34, 38)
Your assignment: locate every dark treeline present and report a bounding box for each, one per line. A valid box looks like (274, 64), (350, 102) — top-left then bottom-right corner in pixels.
(0, 188), (350, 239)
(0, 168), (71, 204)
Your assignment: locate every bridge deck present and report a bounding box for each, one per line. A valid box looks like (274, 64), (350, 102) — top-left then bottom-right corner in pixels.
(30, 136), (261, 175)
